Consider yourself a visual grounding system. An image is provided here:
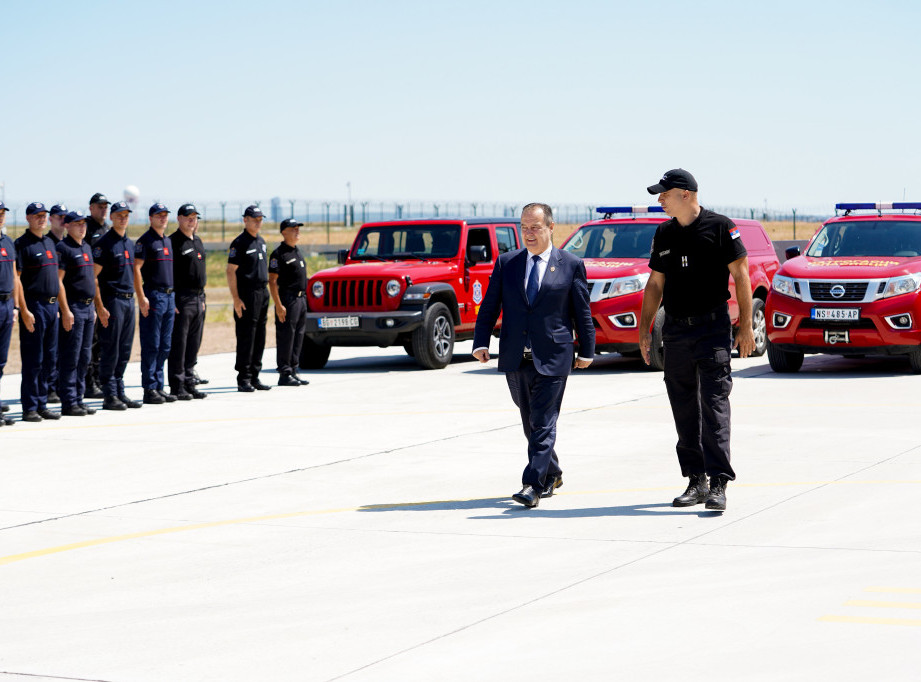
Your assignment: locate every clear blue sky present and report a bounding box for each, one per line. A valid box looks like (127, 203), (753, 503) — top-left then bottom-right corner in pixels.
(2, 0), (919, 215)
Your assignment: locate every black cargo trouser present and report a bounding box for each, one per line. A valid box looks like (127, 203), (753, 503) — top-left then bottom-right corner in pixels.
(662, 307), (736, 481)
(275, 293), (307, 376)
(234, 286), (269, 383)
(168, 290), (206, 391)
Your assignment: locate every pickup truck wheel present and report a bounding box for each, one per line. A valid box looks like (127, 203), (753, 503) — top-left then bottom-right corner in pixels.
(403, 342), (415, 357)
(299, 338), (331, 370)
(908, 347), (921, 374)
(767, 339), (803, 373)
(647, 307), (666, 371)
(412, 302), (454, 369)
(751, 299), (767, 357)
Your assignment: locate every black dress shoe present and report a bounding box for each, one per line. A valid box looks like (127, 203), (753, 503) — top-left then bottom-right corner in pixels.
(118, 394), (142, 409)
(157, 389), (178, 403)
(673, 474), (709, 507)
(78, 403), (97, 415)
(292, 373), (310, 386)
(84, 383), (105, 399)
(61, 404), (87, 417)
(170, 388), (193, 401)
(277, 373), (301, 387)
(237, 381), (255, 393)
(1, 403), (9, 412)
(1, 416), (14, 426)
(143, 390), (165, 405)
(22, 411), (42, 422)
(252, 378), (272, 391)
(103, 396), (127, 411)
(184, 385), (207, 399)
(541, 475), (563, 498)
(192, 370), (209, 385)
(512, 486), (540, 508)
(38, 408), (61, 420)
(47, 390), (61, 404)
(705, 477), (728, 511)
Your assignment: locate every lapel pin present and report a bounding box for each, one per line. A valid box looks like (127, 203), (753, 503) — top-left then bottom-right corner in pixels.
(550, 266), (555, 272)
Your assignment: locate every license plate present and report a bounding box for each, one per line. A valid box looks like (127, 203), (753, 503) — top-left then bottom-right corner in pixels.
(824, 330), (850, 344)
(812, 308), (859, 321)
(319, 316), (359, 329)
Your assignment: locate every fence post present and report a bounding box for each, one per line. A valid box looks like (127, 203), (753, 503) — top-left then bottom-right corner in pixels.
(792, 208), (796, 240)
(220, 202), (226, 241)
(323, 202), (331, 243)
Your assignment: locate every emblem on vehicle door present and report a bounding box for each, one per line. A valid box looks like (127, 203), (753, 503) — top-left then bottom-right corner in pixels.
(473, 281), (483, 304)
(830, 284), (846, 299)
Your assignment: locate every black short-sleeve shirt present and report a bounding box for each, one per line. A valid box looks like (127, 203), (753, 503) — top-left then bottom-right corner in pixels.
(228, 230), (268, 290)
(0, 235), (15, 295)
(93, 229), (135, 298)
(14, 231), (60, 298)
(268, 242), (307, 296)
(648, 208), (748, 317)
(135, 228), (174, 290)
(169, 230), (207, 292)
(57, 236), (96, 300)
(46, 231), (62, 245)
(86, 217), (107, 247)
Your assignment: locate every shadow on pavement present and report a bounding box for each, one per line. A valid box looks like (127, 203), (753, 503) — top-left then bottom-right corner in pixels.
(470, 502), (722, 519)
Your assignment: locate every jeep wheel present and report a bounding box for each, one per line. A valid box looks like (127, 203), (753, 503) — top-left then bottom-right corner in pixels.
(751, 298), (767, 357)
(908, 347), (921, 374)
(647, 307), (666, 371)
(299, 338), (331, 370)
(767, 339), (803, 373)
(412, 302), (454, 369)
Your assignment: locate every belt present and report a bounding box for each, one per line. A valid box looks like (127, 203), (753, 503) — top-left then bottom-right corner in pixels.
(0, 293), (12, 301)
(177, 288), (205, 296)
(74, 297), (94, 305)
(283, 290), (305, 299)
(27, 296), (57, 304)
(149, 286), (174, 294)
(107, 292), (134, 300)
(522, 350), (533, 361)
(665, 308), (725, 326)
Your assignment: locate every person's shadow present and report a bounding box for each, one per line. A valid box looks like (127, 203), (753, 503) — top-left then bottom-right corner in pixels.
(357, 498), (721, 518)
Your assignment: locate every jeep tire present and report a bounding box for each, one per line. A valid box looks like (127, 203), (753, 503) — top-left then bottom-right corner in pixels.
(412, 302), (454, 369)
(767, 339), (803, 373)
(299, 338), (332, 370)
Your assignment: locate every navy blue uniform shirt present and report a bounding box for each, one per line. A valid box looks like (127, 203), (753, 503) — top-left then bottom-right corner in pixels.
(135, 228), (174, 290)
(15, 231), (60, 298)
(93, 229), (135, 298)
(169, 230), (207, 292)
(228, 230), (268, 290)
(268, 242), (307, 295)
(0, 235), (15, 294)
(57, 236), (96, 300)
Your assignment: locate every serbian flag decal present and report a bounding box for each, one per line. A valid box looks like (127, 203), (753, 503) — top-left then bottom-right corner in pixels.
(729, 225), (741, 240)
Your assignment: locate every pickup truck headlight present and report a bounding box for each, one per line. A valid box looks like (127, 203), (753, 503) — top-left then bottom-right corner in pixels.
(879, 273), (921, 299)
(772, 274), (801, 300)
(598, 273), (650, 300)
(311, 281), (325, 298)
(386, 279), (401, 297)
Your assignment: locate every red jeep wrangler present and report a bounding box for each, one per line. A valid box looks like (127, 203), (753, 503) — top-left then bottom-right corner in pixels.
(300, 217), (521, 369)
(766, 202), (921, 373)
(561, 206), (780, 369)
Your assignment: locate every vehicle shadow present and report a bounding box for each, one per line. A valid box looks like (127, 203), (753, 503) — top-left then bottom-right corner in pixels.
(748, 355), (916, 379)
(357, 498), (720, 519)
(313, 352), (482, 374)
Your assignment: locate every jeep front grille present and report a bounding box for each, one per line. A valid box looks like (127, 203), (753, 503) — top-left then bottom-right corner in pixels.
(809, 282), (868, 302)
(324, 279), (385, 308)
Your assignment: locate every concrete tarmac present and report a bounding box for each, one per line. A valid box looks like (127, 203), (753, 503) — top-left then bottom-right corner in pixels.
(1, 343), (920, 681)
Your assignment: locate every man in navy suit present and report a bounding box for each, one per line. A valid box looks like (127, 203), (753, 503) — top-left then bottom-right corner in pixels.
(473, 203), (595, 508)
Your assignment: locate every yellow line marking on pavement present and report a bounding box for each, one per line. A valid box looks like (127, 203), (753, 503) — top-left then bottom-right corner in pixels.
(845, 600), (921, 609)
(819, 615), (921, 627)
(866, 587), (921, 594)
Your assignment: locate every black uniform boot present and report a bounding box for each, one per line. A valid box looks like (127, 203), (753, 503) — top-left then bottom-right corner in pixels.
(672, 473), (709, 507)
(705, 476), (728, 511)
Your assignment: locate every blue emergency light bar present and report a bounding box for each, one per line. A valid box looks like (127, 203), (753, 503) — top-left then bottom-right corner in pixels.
(595, 206), (665, 214)
(836, 202), (921, 211)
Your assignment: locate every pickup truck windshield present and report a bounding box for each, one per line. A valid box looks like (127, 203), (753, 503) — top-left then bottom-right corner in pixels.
(563, 223), (657, 259)
(806, 221), (921, 258)
(352, 225), (461, 260)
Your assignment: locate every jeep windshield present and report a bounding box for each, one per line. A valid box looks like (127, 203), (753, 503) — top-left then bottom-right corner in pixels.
(806, 221), (921, 258)
(351, 225), (461, 260)
(563, 223), (657, 259)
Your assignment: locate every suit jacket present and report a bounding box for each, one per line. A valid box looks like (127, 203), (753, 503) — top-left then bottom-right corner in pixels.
(473, 247), (595, 376)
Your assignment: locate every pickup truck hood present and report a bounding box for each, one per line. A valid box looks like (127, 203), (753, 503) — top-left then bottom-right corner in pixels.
(311, 260), (459, 282)
(781, 255), (921, 279)
(583, 258), (649, 280)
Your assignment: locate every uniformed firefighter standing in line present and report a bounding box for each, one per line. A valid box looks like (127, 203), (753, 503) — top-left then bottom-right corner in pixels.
(134, 203), (177, 405)
(167, 203), (208, 400)
(84, 192), (109, 400)
(93, 201), (142, 410)
(15, 202), (63, 422)
(638, 169), (754, 512)
(47, 205), (68, 243)
(227, 205), (272, 392)
(268, 218), (310, 387)
(43, 204), (68, 405)
(0, 201), (21, 426)
(55, 211), (97, 417)
(187, 214), (209, 388)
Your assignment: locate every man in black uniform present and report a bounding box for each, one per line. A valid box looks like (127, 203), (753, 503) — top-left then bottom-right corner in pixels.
(15, 202), (63, 422)
(227, 205), (271, 392)
(84, 192), (109, 400)
(55, 211), (97, 417)
(168, 203), (207, 400)
(639, 169), (754, 511)
(269, 218), (310, 387)
(93, 201), (141, 410)
(0, 201), (21, 426)
(43, 204), (68, 405)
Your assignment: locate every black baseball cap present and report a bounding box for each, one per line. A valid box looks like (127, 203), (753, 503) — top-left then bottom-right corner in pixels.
(280, 218), (304, 232)
(148, 203), (170, 216)
(50, 204), (68, 216)
(26, 202), (48, 215)
(177, 203), (200, 217)
(64, 210), (87, 224)
(89, 192), (109, 205)
(0, 202), (8, 212)
(647, 168), (698, 195)
(243, 205), (264, 219)
(110, 201), (132, 214)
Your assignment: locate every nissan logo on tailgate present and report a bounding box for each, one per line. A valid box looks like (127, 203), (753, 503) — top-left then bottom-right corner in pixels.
(830, 284), (846, 299)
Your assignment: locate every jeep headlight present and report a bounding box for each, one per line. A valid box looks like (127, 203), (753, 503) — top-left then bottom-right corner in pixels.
(386, 279), (401, 297)
(311, 281), (325, 298)
(879, 273), (921, 299)
(772, 274), (800, 299)
(598, 273), (650, 300)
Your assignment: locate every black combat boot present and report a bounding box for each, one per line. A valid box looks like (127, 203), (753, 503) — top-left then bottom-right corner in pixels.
(672, 473), (709, 507)
(705, 476), (728, 511)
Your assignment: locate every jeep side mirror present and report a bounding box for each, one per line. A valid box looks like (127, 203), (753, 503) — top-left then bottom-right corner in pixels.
(467, 245), (488, 263)
(784, 245), (801, 260)
(337, 249), (349, 265)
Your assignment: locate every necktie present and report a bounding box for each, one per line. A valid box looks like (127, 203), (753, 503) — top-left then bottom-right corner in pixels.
(526, 255), (540, 306)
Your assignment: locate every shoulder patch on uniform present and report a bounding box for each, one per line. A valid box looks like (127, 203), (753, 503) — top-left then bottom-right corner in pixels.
(228, 247), (236, 258)
(729, 225), (741, 239)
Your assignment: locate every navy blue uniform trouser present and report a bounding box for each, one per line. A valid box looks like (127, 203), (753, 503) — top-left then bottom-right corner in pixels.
(234, 287), (268, 383)
(506, 360), (568, 490)
(44, 314), (59, 397)
(20, 298), (59, 413)
(275, 294), (307, 375)
(58, 301), (95, 407)
(168, 291), (205, 390)
(99, 296), (135, 398)
(0, 298), (13, 408)
(139, 289), (174, 391)
(662, 311), (736, 481)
